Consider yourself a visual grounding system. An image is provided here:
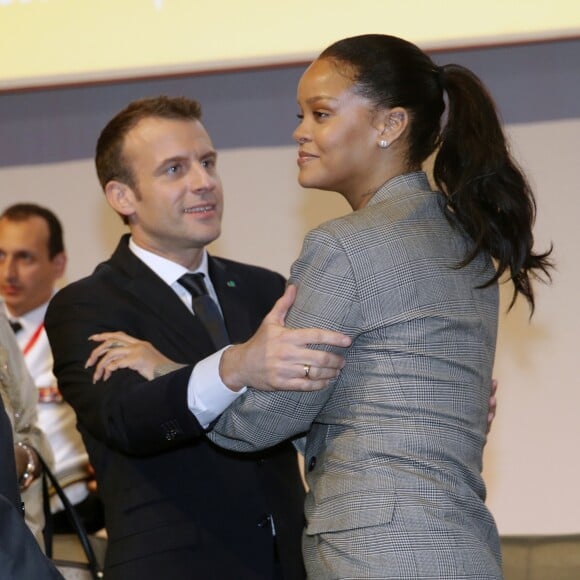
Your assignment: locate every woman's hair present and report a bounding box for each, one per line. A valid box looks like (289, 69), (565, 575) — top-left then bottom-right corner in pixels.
(320, 34), (552, 312)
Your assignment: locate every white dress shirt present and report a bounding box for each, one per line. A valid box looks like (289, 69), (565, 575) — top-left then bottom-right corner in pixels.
(128, 238), (245, 427)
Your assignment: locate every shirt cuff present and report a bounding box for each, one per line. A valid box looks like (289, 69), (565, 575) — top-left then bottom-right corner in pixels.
(187, 347), (247, 428)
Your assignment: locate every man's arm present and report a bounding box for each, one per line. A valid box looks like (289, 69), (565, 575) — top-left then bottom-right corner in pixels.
(87, 285), (350, 390)
(45, 288), (204, 456)
(219, 285), (351, 392)
(50, 280), (351, 454)
(207, 229), (358, 451)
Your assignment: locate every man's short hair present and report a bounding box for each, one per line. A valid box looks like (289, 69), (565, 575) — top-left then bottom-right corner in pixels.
(0, 203), (65, 259)
(95, 96), (203, 191)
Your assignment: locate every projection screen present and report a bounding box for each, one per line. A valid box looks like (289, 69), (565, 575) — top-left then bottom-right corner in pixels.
(1, 0), (579, 91)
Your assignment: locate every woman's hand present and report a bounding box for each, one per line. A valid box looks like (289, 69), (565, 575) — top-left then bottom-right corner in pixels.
(86, 331), (185, 382)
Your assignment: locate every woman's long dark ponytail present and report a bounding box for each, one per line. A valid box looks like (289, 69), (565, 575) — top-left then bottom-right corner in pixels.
(434, 64), (553, 311)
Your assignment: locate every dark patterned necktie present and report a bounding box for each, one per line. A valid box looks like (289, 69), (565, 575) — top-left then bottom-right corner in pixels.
(8, 320), (22, 334)
(178, 273), (230, 350)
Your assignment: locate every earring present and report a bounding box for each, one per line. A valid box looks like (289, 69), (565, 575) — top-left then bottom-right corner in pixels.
(378, 139), (389, 149)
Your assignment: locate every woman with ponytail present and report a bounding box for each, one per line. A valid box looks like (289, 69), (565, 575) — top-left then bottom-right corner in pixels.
(209, 34), (552, 578)
(90, 34), (553, 578)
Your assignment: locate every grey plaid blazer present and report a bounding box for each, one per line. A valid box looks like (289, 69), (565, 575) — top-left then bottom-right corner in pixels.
(210, 172), (502, 579)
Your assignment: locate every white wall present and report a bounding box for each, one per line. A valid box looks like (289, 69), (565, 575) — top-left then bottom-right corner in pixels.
(483, 119), (580, 534)
(1, 116), (578, 534)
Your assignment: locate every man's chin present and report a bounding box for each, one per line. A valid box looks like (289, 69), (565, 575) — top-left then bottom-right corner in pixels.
(2, 299), (24, 315)
(195, 226), (221, 247)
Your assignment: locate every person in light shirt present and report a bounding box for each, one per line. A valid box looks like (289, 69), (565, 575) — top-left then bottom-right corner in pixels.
(0, 203), (104, 533)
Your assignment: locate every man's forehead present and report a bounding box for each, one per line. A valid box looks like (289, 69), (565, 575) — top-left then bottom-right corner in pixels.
(0, 216), (50, 246)
(123, 116), (214, 161)
(129, 116), (209, 141)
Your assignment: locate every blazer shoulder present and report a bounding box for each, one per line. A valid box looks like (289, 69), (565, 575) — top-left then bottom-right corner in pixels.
(306, 185), (443, 246)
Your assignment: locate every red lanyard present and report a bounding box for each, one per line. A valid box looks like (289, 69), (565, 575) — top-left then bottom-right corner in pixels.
(23, 322), (44, 356)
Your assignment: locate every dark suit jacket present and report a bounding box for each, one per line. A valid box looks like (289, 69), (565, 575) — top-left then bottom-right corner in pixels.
(45, 235), (305, 580)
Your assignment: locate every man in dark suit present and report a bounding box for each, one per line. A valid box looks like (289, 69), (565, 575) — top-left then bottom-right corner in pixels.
(44, 96), (349, 579)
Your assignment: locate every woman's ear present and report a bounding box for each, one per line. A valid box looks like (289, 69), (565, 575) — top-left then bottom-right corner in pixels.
(105, 181), (136, 221)
(376, 107), (409, 148)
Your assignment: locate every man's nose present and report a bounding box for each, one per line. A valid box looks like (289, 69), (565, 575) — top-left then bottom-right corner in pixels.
(188, 164), (215, 192)
(1, 257), (17, 280)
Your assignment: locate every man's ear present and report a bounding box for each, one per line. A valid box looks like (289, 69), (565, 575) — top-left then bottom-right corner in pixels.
(105, 180), (136, 220)
(51, 252), (67, 279)
(376, 107), (409, 146)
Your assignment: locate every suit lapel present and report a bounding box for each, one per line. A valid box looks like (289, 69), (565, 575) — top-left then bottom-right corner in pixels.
(109, 236), (217, 359)
(209, 257), (254, 344)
